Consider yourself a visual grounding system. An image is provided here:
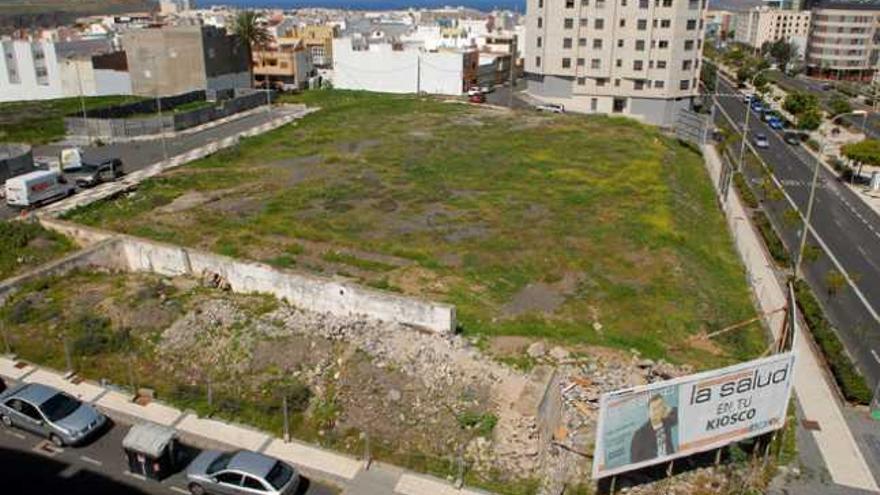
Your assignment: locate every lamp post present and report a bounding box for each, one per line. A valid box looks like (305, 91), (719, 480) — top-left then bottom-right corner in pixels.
(794, 109), (868, 278)
(736, 67), (774, 173)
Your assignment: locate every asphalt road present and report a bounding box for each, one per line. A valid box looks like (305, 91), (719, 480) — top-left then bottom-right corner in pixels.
(1, 107), (297, 220)
(714, 76), (880, 388)
(0, 393), (337, 495)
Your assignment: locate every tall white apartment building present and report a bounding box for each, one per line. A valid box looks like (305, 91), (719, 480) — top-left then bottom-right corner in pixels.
(734, 7), (812, 52)
(524, 0), (707, 126)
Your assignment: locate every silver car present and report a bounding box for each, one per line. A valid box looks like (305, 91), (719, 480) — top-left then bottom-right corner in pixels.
(0, 383), (107, 446)
(186, 450), (300, 495)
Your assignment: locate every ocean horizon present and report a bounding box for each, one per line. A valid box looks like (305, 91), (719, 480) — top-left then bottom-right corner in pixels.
(196, 0), (526, 13)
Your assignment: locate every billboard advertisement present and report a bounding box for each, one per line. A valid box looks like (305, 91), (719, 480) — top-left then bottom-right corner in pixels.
(592, 352), (796, 478)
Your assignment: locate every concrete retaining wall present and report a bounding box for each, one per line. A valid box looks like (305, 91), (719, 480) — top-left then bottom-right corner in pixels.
(38, 219), (456, 334)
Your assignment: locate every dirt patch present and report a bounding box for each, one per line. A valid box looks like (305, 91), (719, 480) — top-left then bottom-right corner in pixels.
(204, 196), (264, 218)
(487, 336), (534, 356)
(500, 272), (584, 319)
(336, 139), (381, 155)
(156, 191), (214, 214)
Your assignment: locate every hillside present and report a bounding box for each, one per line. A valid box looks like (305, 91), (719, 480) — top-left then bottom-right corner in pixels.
(0, 0), (156, 32)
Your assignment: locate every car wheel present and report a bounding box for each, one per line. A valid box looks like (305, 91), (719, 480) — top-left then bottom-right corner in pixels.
(188, 483), (206, 495)
(49, 434), (64, 447)
(0, 415), (12, 428)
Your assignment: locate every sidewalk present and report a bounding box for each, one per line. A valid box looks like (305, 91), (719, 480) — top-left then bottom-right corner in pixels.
(0, 356), (491, 495)
(702, 145), (879, 493)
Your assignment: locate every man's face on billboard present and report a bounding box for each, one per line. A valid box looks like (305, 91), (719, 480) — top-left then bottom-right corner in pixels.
(649, 396), (667, 428)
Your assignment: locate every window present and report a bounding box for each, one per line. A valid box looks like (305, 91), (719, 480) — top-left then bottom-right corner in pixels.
(564, 18), (574, 29)
(688, 0), (698, 8)
(538, 0), (543, 6)
(566, 0), (575, 7)
(633, 60), (644, 70)
(577, 58), (585, 66)
(653, 19), (658, 27)
(591, 58), (601, 69)
(684, 39), (694, 50)
(619, 19), (626, 27)
(581, 0), (589, 5)
(593, 39), (603, 49)
(562, 58), (572, 68)
(538, 17), (543, 28)
(563, 38), (573, 48)
(537, 36), (542, 47)
(613, 97), (626, 112)
(660, 19), (671, 27)
(637, 19), (647, 30)
(686, 19), (697, 30)
(657, 60), (667, 68)
(597, 78), (607, 86)
(658, 40), (669, 49)
(578, 77), (586, 85)
(580, 18), (588, 27)
(579, 38), (587, 46)
(662, 0), (672, 6)
(649, 60), (654, 68)
(679, 79), (690, 90)
(7, 399), (40, 421)
(634, 80), (645, 90)
(640, 0), (649, 7)
(682, 60), (692, 70)
(591, 98), (598, 111)
(216, 473), (244, 486)
(635, 40), (645, 51)
(621, 0), (627, 5)
(243, 476), (267, 491)
(616, 59), (622, 67)
(614, 79), (621, 87)
(595, 19), (604, 29)
(617, 39), (624, 48)
(654, 80), (664, 88)
(535, 56), (541, 67)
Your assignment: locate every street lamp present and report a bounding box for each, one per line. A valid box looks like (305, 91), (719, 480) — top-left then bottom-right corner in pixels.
(736, 67), (774, 173)
(794, 109), (868, 278)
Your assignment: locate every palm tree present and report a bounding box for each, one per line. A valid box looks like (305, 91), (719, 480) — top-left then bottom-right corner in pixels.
(231, 10), (272, 89)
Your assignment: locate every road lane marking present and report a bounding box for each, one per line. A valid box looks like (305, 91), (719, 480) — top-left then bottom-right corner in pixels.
(872, 349), (880, 365)
(123, 471), (147, 481)
(169, 486), (190, 494)
(3, 430), (26, 440)
(80, 455), (103, 466)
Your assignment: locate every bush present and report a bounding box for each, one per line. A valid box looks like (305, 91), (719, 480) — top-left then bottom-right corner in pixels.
(70, 313), (131, 356)
(733, 172), (759, 208)
(806, 139), (821, 152)
(752, 211), (789, 265)
(793, 280), (872, 404)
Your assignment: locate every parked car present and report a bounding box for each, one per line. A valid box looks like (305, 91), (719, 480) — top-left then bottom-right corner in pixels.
(753, 133), (770, 149)
(467, 87), (483, 97)
(186, 450), (301, 495)
(743, 94), (754, 104)
(783, 131), (803, 145)
(479, 85), (494, 94)
(768, 117), (785, 130)
(762, 110), (777, 122)
(70, 159), (124, 188)
(0, 383), (107, 446)
(4, 170), (75, 208)
(820, 83), (834, 91)
(536, 103), (565, 113)
(468, 93), (486, 104)
(751, 102), (765, 114)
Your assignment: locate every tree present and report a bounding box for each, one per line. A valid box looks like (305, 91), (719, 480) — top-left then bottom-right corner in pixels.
(783, 91), (819, 117)
(828, 94), (852, 116)
(701, 62), (717, 93)
(842, 139), (880, 167)
(767, 39), (797, 72)
(231, 11), (272, 88)
(798, 107), (823, 131)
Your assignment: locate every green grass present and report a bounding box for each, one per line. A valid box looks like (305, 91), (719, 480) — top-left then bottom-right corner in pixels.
(0, 221), (74, 280)
(0, 95), (144, 144)
(65, 90), (765, 368)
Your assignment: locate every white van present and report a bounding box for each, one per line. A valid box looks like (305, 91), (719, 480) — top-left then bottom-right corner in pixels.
(5, 170), (75, 208)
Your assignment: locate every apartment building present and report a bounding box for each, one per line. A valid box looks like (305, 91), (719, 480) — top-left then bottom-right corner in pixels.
(288, 25), (338, 67)
(734, 7), (812, 50)
(524, 0), (707, 126)
(805, 0), (880, 81)
(122, 25), (249, 97)
(253, 38), (315, 90)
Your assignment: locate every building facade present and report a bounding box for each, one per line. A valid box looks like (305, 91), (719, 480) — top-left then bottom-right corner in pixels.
(123, 25), (249, 97)
(733, 7), (812, 50)
(805, 1), (880, 81)
(524, 0), (707, 126)
(253, 38), (315, 90)
(289, 25), (338, 67)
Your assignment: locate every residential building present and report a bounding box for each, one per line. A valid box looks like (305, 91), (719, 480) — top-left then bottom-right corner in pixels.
(733, 7), (811, 51)
(333, 36), (478, 95)
(160, 0), (194, 15)
(253, 38), (316, 90)
(705, 9), (735, 39)
(288, 25), (338, 67)
(805, 0), (880, 81)
(524, 0), (707, 126)
(122, 25), (250, 97)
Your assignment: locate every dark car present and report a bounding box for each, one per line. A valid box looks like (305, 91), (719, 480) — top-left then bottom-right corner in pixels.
(72, 159), (124, 188)
(783, 131), (803, 145)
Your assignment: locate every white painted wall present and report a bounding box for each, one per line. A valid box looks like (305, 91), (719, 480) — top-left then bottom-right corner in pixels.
(0, 40), (65, 102)
(333, 38), (464, 95)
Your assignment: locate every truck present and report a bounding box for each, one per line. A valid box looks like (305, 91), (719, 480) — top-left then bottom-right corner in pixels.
(4, 170), (75, 208)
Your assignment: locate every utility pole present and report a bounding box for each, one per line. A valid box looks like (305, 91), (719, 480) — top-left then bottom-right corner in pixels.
(416, 53), (421, 95)
(507, 53), (516, 108)
(74, 59), (92, 146)
(151, 56), (169, 163)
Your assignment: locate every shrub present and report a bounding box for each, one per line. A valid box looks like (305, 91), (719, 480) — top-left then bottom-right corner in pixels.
(733, 172), (759, 208)
(457, 411), (498, 437)
(70, 313), (131, 356)
(752, 211), (789, 265)
(793, 280), (872, 404)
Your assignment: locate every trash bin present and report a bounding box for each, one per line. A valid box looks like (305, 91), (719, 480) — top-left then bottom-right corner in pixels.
(122, 422), (177, 481)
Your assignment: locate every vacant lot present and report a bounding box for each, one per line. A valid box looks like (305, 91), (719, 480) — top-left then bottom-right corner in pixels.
(0, 221), (74, 280)
(67, 90), (764, 368)
(0, 95), (142, 144)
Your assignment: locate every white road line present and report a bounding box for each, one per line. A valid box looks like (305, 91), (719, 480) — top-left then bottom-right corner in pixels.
(80, 455), (103, 466)
(169, 486), (190, 494)
(123, 471), (147, 481)
(872, 349), (880, 365)
(3, 430), (26, 440)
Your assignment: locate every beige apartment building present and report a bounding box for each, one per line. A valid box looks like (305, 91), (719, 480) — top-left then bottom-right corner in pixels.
(287, 25), (338, 67)
(733, 7), (812, 50)
(805, 1), (880, 81)
(524, 0), (707, 126)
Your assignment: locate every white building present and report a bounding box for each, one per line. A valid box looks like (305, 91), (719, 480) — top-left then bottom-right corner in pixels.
(524, 0), (707, 126)
(332, 36), (477, 95)
(734, 7), (811, 52)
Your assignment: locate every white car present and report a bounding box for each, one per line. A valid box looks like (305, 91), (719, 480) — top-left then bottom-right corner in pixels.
(467, 87), (483, 97)
(753, 133), (770, 149)
(536, 103), (565, 114)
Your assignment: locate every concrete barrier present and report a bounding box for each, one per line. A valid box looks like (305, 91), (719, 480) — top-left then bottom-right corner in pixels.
(37, 219), (457, 334)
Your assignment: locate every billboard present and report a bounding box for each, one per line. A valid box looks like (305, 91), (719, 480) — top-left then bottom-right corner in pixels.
(592, 352), (796, 478)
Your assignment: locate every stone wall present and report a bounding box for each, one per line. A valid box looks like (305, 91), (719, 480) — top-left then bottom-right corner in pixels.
(38, 219), (456, 334)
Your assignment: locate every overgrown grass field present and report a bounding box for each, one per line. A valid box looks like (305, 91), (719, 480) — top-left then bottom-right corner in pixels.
(67, 90), (764, 367)
(0, 95), (143, 144)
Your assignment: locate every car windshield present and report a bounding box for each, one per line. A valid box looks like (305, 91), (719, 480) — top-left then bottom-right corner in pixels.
(265, 461), (293, 490)
(208, 452), (235, 474)
(39, 393), (81, 422)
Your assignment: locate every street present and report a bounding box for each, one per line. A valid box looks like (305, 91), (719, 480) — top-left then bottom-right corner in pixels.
(1, 106), (299, 220)
(0, 404), (338, 495)
(714, 75), (880, 389)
